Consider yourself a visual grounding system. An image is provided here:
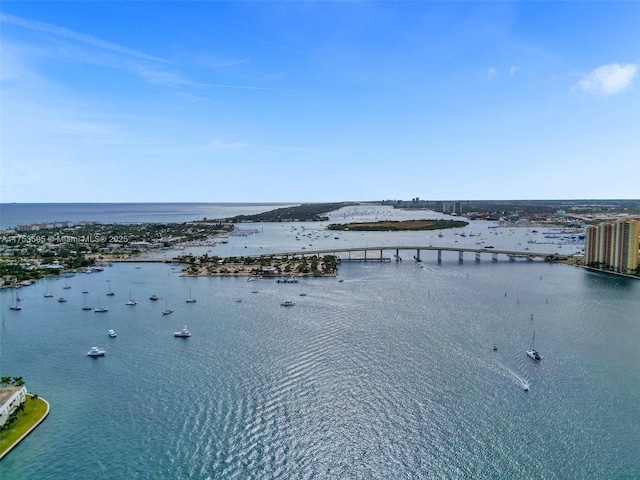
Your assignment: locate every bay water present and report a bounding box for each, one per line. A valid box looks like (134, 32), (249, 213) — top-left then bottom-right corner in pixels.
(1, 205), (638, 479)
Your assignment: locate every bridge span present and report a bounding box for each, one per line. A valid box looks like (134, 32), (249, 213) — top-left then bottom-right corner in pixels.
(251, 246), (564, 264)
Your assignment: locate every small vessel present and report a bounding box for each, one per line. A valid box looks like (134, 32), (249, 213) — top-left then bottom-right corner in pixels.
(280, 300), (295, 307)
(185, 287), (196, 303)
(526, 331), (542, 361)
(174, 326), (191, 337)
(87, 346), (106, 356)
(125, 289), (137, 306)
(94, 307), (108, 313)
(58, 297), (67, 303)
(108, 329), (117, 338)
(150, 294), (159, 301)
(522, 382), (530, 392)
(492, 345), (497, 351)
(9, 292), (21, 310)
(44, 292), (54, 298)
(162, 300), (173, 315)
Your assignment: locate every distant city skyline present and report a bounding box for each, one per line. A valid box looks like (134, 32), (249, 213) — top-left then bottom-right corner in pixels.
(1, 1), (639, 202)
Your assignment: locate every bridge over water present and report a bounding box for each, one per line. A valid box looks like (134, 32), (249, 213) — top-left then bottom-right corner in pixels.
(250, 246), (564, 264)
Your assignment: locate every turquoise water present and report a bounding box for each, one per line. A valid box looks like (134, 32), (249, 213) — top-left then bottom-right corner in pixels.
(2, 257), (639, 478)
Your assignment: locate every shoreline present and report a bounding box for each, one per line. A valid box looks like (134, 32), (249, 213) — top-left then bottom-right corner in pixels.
(0, 395), (50, 461)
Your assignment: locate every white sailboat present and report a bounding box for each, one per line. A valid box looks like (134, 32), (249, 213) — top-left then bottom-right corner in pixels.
(162, 299), (174, 315)
(125, 289), (137, 305)
(9, 291), (21, 310)
(185, 287), (196, 303)
(526, 331), (541, 361)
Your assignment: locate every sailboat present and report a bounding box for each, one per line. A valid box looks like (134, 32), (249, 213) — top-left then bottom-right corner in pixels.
(9, 291), (21, 310)
(125, 289), (137, 306)
(44, 281), (54, 298)
(526, 331), (542, 361)
(185, 287), (196, 303)
(82, 296), (93, 311)
(162, 299), (174, 315)
(106, 282), (115, 296)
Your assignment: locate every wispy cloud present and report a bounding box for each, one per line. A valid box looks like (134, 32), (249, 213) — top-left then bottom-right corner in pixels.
(1, 13), (278, 92)
(509, 66), (519, 77)
(572, 63), (638, 96)
(487, 67), (498, 79)
(0, 13), (167, 63)
(206, 139), (248, 150)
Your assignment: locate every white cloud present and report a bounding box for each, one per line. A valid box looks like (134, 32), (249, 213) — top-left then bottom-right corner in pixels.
(206, 139), (248, 150)
(487, 67), (498, 78)
(573, 63), (638, 96)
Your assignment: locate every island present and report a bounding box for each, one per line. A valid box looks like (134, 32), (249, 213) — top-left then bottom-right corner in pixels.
(327, 219), (468, 231)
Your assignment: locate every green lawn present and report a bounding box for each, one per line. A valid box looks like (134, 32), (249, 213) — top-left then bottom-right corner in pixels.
(0, 396), (49, 456)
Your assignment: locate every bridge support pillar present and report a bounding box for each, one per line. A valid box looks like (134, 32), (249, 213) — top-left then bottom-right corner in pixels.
(396, 249), (400, 262)
(458, 251), (464, 263)
(475, 252), (481, 262)
(380, 249), (383, 261)
(416, 249), (421, 262)
(437, 250), (442, 264)
(492, 253), (498, 262)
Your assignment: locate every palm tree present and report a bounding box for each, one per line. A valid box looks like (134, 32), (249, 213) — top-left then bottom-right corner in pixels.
(31, 393), (39, 410)
(1, 376), (11, 388)
(12, 376), (25, 387)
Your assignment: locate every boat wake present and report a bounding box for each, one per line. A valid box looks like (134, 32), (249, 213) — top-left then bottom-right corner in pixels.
(502, 365), (530, 391)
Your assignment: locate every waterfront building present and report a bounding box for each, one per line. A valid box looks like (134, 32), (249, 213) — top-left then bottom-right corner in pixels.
(584, 218), (639, 274)
(0, 386), (27, 428)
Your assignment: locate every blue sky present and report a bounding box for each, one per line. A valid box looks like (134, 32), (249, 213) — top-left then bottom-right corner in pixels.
(1, 1), (638, 203)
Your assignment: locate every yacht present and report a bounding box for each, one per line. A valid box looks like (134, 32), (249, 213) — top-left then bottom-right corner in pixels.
(280, 300), (295, 307)
(9, 304), (22, 311)
(174, 326), (191, 337)
(87, 346), (106, 357)
(94, 307), (108, 313)
(82, 305), (93, 311)
(108, 329), (117, 338)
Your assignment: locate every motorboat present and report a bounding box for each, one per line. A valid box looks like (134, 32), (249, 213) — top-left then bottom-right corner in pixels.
(174, 326), (191, 337)
(44, 293), (54, 298)
(108, 329), (117, 338)
(94, 307), (108, 313)
(87, 346), (106, 356)
(9, 304), (21, 311)
(58, 297), (67, 302)
(280, 301), (295, 307)
(150, 294), (159, 301)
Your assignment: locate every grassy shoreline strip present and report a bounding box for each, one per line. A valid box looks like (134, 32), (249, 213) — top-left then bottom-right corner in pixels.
(0, 395), (50, 460)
